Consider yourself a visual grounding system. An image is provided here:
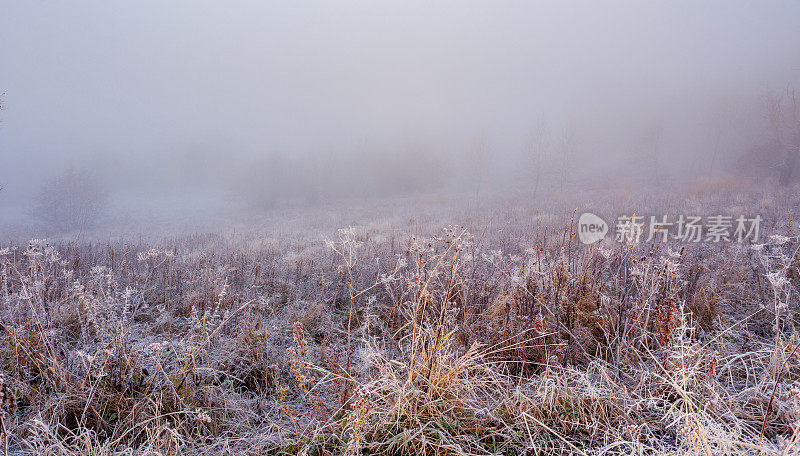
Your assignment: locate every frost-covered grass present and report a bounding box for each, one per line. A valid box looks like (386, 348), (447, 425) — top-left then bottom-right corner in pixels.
(0, 180), (799, 455)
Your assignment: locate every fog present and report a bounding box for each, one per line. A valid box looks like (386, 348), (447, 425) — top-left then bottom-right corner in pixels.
(1, 1), (799, 234)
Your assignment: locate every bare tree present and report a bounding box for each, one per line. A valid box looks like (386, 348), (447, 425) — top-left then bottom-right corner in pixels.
(466, 135), (490, 201)
(628, 120), (664, 182)
(524, 120), (551, 199)
(559, 126), (576, 193)
(764, 88), (800, 185)
(33, 168), (109, 231)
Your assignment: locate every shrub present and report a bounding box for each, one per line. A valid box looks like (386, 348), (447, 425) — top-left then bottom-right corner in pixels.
(33, 168), (109, 232)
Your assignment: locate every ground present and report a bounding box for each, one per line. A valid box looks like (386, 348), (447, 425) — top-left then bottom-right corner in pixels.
(0, 180), (799, 455)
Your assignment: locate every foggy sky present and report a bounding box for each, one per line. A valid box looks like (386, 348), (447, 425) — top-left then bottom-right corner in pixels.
(1, 1), (800, 216)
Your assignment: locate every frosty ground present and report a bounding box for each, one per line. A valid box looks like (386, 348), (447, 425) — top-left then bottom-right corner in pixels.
(0, 180), (799, 455)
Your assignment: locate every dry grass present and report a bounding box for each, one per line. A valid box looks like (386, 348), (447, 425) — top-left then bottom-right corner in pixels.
(0, 185), (799, 455)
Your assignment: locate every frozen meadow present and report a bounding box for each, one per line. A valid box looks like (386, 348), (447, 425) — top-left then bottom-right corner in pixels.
(0, 180), (799, 455)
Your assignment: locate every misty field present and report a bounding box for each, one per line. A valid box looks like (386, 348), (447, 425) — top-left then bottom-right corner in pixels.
(0, 181), (797, 455)
(3, 2), (800, 455)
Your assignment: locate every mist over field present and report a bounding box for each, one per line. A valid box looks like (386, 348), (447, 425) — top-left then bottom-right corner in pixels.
(3, 3), (800, 455)
(1, 1), (799, 237)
